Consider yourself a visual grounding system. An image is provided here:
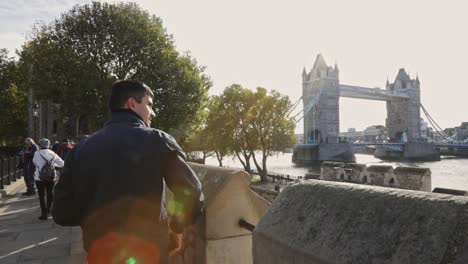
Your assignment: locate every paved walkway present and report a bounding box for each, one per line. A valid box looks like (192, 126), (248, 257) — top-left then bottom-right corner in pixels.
(0, 180), (86, 264)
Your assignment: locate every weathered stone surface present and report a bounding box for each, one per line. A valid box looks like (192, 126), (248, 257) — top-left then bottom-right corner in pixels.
(320, 162), (431, 192)
(167, 164), (270, 264)
(250, 186), (278, 203)
(253, 180), (468, 264)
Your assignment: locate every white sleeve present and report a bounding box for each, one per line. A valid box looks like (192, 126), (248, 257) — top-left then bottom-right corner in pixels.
(53, 154), (65, 168)
(32, 152), (39, 167)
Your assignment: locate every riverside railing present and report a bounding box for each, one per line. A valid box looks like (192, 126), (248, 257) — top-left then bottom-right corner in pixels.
(0, 156), (22, 190)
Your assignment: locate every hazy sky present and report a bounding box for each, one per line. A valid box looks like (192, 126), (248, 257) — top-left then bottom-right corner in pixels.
(1, 0), (466, 133)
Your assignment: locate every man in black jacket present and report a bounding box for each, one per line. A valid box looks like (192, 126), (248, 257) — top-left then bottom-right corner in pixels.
(52, 80), (204, 263)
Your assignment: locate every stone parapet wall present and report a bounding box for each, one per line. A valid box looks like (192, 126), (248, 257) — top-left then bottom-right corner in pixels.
(168, 163), (270, 264)
(253, 181), (468, 264)
(320, 161), (431, 192)
(250, 186), (278, 203)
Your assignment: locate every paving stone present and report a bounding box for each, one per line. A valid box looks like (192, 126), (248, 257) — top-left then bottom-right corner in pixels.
(0, 184), (88, 263)
(0, 240), (47, 255)
(17, 259), (44, 264)
(19, 244), (70, 262)
(45, 253), (86, 264)
(16, 230), (47, 241)
(0, 253), (20, 264)
(70, 241), (86, 255)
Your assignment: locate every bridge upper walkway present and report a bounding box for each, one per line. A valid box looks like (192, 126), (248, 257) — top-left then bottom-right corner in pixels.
(339, 84), (410, 101)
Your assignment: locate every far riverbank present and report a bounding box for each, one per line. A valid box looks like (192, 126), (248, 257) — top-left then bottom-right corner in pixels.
(205, 153), (468, 191)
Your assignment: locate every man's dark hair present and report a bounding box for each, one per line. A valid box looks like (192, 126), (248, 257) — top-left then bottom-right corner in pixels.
(109, 80), (154, 111)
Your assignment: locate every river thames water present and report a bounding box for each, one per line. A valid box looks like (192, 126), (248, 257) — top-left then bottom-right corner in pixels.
(205, 153), (468, 191)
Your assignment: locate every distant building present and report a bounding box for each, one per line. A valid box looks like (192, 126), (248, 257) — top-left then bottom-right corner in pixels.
(339, 128), (364, 142)
(340, 126), (387, 143)
(420, 118), (428, 137)
(454, 122), (468, 141)
(363, 125), (387, 143)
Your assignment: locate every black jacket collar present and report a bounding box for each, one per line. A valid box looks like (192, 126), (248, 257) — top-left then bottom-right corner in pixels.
(105, 109), (147, 127)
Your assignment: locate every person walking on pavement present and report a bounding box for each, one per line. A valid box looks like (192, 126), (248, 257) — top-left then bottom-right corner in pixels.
(33, 138), (64, 220)
(20, 138), (38, 196)
(56, 138), (73, 160)
(52, 80), (204, 264)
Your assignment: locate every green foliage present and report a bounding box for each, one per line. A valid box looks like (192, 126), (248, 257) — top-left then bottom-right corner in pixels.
(20, 1), (210, 139)
(193, 84), (295, 180)
(0, 49), (27, 145)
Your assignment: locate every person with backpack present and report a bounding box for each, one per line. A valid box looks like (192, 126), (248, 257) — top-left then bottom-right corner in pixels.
(33, 138), (64, 220)
(20, 138), (39, 196)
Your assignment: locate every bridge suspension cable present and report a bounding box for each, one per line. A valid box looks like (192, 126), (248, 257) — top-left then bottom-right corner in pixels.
(290, 109), (303, 120)
(294, 115), (304, 124)
(420, 103), (450, 140)
(293, 90), (323, 127)
(287, 96), (303, 117)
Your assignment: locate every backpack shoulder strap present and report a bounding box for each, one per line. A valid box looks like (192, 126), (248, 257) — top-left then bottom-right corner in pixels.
(39, 150), (54, 163)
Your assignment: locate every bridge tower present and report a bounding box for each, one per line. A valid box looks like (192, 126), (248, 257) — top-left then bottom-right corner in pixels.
(302, 54), (340, 144)
(385, 69), (421, 141)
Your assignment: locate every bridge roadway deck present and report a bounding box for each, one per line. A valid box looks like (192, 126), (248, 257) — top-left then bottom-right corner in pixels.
(0, 180), (85, 263)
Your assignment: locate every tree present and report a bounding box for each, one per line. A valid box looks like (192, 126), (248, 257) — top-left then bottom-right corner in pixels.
(204, 95), (231, 166)
(214, 85), (257, 173)
(181, 109), (214, 165)
(20, 2), (210, 140)
(211, 85), (296, 180)
(0, 49), (27, 145)
(249, 88), (296, 181)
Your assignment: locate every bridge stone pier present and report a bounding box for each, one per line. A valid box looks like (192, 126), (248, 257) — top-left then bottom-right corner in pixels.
(293, 54), (439, 163)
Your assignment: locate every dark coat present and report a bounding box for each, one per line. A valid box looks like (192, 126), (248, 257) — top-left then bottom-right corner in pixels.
(52, 109), (203, 251)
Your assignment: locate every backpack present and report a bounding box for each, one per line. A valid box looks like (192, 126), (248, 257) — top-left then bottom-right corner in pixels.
(38, 152), (57, 181)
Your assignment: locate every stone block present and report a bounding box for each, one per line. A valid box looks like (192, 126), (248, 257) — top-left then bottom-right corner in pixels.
(343, 163), (366, 183)
(394, 166), (431, 192)
(253, 180), (468, 264)
(366, 165), (393, 185)
(320, 161), (344, 181)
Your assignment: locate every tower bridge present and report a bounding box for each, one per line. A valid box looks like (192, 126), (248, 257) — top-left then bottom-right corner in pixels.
(293, 54), (440, 164)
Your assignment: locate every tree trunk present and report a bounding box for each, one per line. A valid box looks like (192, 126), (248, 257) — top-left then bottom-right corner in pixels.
(262, 152), (268, 177)
(202, 152), (207, 165)
(215, 151), (223, 167)
(252, 151), (267, 182)
(235, 151), (252, 174)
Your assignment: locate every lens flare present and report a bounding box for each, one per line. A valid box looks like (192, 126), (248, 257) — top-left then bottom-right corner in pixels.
(126, 257), (137, 264)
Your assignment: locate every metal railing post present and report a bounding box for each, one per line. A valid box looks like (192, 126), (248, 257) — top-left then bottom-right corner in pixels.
(17, 156), (22, 179)
(7, 157), (13, 182)
(10, 157), (16, 182)
(15, 156), (19, 179)
(0, 159), (4, 189)
(4, 158), (10, 185)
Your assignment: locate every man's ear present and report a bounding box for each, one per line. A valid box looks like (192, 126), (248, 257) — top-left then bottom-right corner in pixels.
(124, 98), (136, 110)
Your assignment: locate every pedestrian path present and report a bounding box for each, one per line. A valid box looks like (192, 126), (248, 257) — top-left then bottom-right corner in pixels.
(0, 180), (86, 264)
